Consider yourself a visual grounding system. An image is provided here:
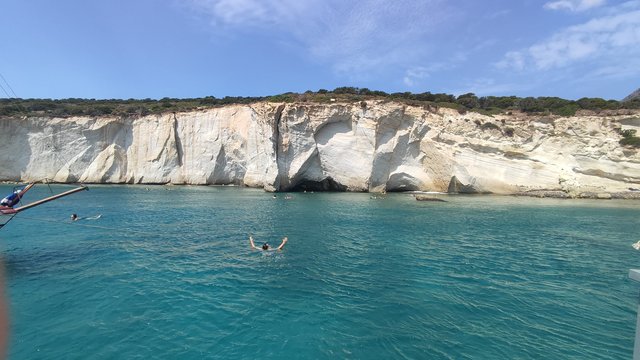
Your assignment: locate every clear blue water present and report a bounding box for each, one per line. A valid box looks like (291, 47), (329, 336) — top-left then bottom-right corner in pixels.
(1, 185), (640, 359)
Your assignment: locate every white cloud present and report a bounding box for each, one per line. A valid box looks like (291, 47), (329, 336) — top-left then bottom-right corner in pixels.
(544, 0), (606, 12)
(456, 78), (527, 97)
(485, 9), (511, 19)
(497, 3), (640, 74)
(188, 0), (314, 26)
(495, 51), (525, 71)
(404, 66), (437, 87)
(186, 0), (453, 75)
(403, 53), (471, 87)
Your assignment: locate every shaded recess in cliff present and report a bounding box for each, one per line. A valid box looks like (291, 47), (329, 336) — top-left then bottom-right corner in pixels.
(173, 115), (183, 166)
(447, 176), (478, 194)
(386, 172), (422, 192)
(208, 146), (229, 184)
(290, 177), (347, 192)
(273, 104), (285, 189)
(315, 118), (352, 144)
(286, 148), (324, 190)
(300, 115), (355, 191)
(0, 118), (31, 181)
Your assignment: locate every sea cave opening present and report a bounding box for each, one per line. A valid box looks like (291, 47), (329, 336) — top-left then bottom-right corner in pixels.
(289, 177), (347, 192)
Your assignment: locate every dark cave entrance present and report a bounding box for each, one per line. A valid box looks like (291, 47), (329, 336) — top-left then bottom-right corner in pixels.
(288, 177), (347, 192)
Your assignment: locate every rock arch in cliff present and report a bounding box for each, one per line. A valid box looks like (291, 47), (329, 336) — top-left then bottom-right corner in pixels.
(286, 116), (357, 191)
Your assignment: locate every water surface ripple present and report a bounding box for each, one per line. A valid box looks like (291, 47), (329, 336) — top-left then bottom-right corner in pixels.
(1, 185), (639, 359)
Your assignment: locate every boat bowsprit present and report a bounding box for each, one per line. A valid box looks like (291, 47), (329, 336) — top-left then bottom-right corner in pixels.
(0, 182), (88, 230)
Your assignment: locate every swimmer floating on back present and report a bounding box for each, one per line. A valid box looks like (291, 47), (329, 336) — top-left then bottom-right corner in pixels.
(71, 213), (102, 221)
(249, 235), (288, 251)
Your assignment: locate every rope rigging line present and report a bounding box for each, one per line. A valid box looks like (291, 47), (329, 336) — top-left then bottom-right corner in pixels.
(13, 203), (212, 237)
(0, 83), (10, 98)
(0, 214), (17, 229)
(0, 72), (18, 98)
(13, 215), (164, 236)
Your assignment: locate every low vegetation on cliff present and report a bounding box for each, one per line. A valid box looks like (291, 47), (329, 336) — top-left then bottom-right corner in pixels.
(1, 87), (639, 119)
(619, 129), (640, 148)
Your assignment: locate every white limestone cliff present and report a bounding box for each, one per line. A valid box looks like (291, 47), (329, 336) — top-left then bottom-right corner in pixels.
(1, 101), (639, 195)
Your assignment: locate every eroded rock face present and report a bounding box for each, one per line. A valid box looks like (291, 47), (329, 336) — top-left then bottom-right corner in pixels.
(1, 101), (639, 194)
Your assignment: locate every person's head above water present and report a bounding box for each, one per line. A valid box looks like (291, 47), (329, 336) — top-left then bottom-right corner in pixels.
(262, 243), (269, 250)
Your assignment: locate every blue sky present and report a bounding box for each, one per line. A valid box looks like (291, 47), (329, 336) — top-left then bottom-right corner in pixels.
(1, 0), (639, 100)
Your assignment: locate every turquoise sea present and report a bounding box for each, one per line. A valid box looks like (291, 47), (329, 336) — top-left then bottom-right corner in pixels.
(1, 184), (640, 359)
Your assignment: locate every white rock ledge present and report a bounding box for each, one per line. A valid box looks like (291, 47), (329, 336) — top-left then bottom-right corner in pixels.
(1, 101), (639, 195)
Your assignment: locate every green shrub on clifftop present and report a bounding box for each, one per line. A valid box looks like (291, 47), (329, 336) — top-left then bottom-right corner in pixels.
(0, 88), (638, 118)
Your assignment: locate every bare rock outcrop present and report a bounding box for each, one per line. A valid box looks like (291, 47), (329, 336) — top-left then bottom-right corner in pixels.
(1, 101), (639, 195)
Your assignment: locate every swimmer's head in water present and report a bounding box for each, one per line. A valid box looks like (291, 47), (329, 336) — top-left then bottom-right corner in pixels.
(262, 243), (269, 250)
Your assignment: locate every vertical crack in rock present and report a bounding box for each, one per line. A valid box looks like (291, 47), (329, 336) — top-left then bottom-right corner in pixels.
(172, 113), (183, 166)
(273, 104), (285, 190)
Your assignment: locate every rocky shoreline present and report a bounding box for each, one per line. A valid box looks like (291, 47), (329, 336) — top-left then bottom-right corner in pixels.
(513, 189), (640, 199)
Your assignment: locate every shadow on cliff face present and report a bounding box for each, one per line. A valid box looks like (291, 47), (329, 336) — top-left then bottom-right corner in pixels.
(385, 172), (422, 192)
(0, 118), (31, 181)
(447, 176), (479, 194)
(289, 177), (347, 192)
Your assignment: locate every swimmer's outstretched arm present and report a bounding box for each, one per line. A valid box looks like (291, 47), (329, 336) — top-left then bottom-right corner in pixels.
(249, 235), (258, 250)
(276, 237), (288, 250)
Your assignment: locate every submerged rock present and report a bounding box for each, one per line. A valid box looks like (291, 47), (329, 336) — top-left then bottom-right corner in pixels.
(577, 192), (612, 199)
(514, 190), (572, 198)
(611, 192), (640, 199)
(415, 195), (447, 202)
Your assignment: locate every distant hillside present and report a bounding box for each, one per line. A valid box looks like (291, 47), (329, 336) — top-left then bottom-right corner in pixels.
(624, 88), (640, 102)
